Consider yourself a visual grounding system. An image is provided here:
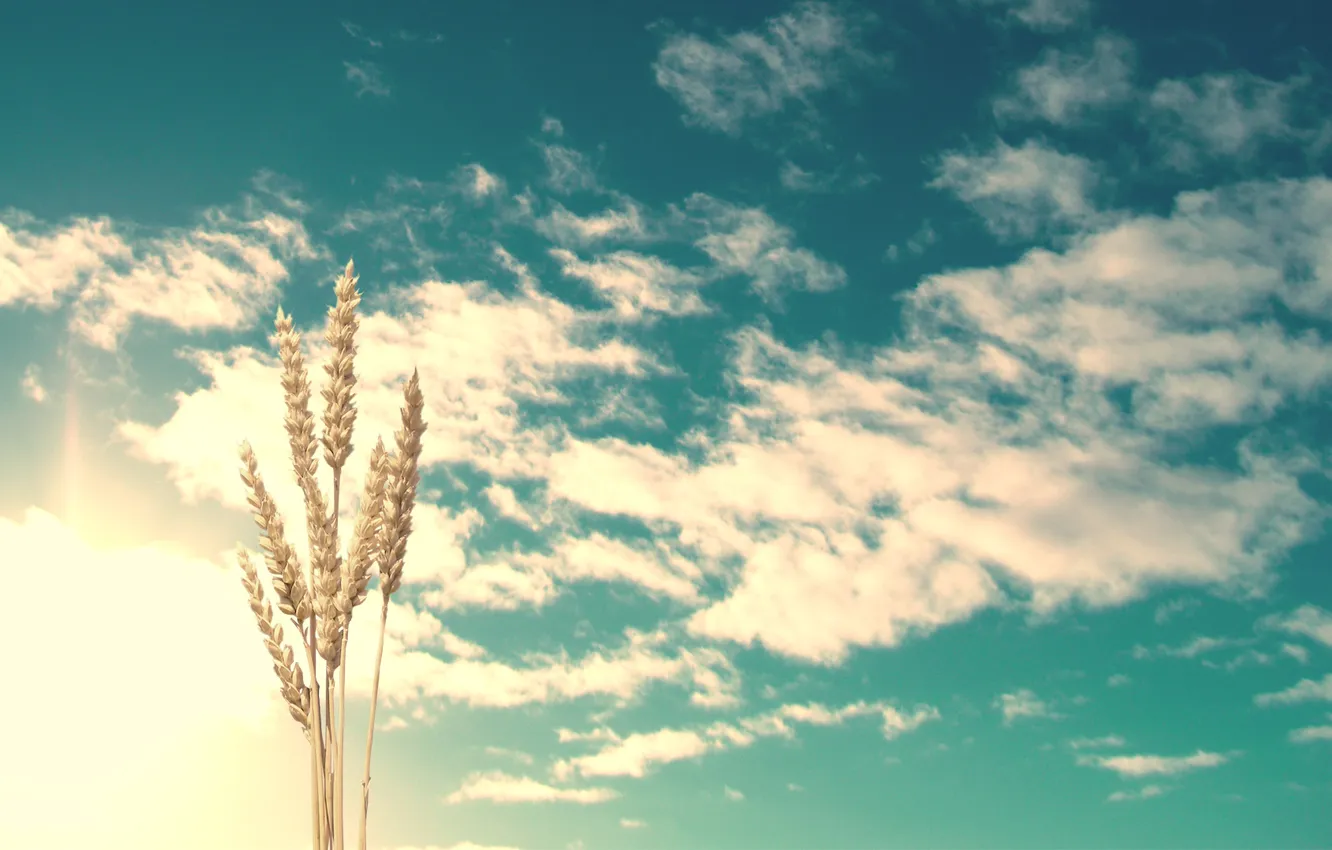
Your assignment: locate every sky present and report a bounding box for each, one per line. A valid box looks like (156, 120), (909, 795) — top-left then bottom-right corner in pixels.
(1, 0), (1331, 848)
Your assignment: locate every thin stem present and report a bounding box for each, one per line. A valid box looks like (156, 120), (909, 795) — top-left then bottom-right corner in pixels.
(305, 615), (328, 850)
(331, 475), (345, 850)
(337, 632), (350, 850)
(358, 599), (390, 850)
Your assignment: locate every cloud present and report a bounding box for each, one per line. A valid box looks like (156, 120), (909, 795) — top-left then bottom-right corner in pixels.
(1262, 605), (1332, 647)
(1107, 674), (1131, 687)
(1079, 749), (1230, 778)
(553, 699), (937, 780)
(20, 364), (46, 403)
(549, 248), (711, 321)
(994, 34), (1135, 126)
(460, 164), (504, 200)
(994, 689), (1062, 724)
(1153, 597), (1200, 624)
(963, 0), (1092, 32)
(446, 772), (618, 804)
(341, 21), (383, 49)
(778, 157), (879, 193)
(883, 219), (938, 262)
(1107, 784), (1165, 802)
(541, 145), (599, 194)
(344, 60), (390, 97)
(1289, 715), (1332, 743)
(652, 1), (885, 137)
(686, 194), (847, 302)
(544, 174), (1332, 667)
(619, 819), (646, 829)
(930, 139), (1103, 238)
(1280, 643), (1311, 664)
(1135, 635), (1250, 660)
(1255, 674), (1332, 707)
(1146, 71), (1309, 171)
(1068, 734), (1125, 749)
(555, 727), (713, 780)
(542, 116), (565, 137)
(535, 199), (650, 246)
(723, 785), (745, 801)
(0, 195), (325, 350)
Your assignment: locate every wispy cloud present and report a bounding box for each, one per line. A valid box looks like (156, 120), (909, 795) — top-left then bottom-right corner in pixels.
(994, 689), (1062, 724)
(652, 1), (885, 137)
(446, 772), (618, 804)
(1079, 749), (1231, 778)
(19, 364), (46, 403)
(344, 60), (390, 98)
(994, 34), (1135, 126)
(931, 138), (1104, 238)
(1262, 605), (1332, 648)
(963, 0), (1093, 32)
(1255, 674), (1332, 707)
(1107, 784), (1166, 802)
(1290, 714), (1332, 744)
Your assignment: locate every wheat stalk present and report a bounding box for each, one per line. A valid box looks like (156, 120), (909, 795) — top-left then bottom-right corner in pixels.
(236, 258), (427, 850)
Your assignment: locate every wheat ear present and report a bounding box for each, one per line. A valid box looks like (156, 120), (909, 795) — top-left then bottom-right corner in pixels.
(274, 306), (338, 848)
(358, 369), (426, 850)
(319, 259), (361, 850)
(238, 547), (312, 730)
(238, 440), (323, 848)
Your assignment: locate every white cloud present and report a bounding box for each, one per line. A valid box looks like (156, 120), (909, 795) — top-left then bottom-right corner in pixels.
(931, 139), (1103, 238)
(1290, 715), (1332, 743)
(344, 60), (391, 97)
(541, 145), (598, 194)
(1079, 749), (1230, 777)
(1147, 71), (1308, 171)
(1263, 605), (1332, 647)
(555, 727), (713, 779)
(0, 508), (316, 850)
(0, 198), (324, 351)
(1068, 734), (1125, 749)
(460, 164), (504, 200)
(542, 116), (565, 137)
(553, 698), (936, 781)
(964, 0), (1092, 31)
(1153, 597), (1200, 624)
(547, 175), (1332, 666)
(341, 21), (383, 49)
(1137, 635), (1250, 660)
(535, 199), (649, 246)
(446, 772), (617, 804)
(723, 785), (745, 801)
(994, 689), (1062, 724)
(652, 1), (884, 136)
(1107, 674), (1131, 687)
(1255, 674), (1332, 707)
(994, 34), (1135, 125)
(20, 364), (46, 403)
(1107, 784), (1165, 802)
(686, 194), (847, 302)
(1280, 643), (1311, 664)
(620, 818), (646, 829)
(550, 248), (710, 320)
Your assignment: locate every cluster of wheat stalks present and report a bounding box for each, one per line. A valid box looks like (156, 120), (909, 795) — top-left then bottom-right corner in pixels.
(236, 258), (426, 850)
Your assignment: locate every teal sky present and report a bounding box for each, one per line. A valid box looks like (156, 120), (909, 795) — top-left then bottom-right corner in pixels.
(2, 1), (1331, 849)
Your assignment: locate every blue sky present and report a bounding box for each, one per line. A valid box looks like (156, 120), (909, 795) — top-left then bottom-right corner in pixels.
(2, 0), (1331, 848)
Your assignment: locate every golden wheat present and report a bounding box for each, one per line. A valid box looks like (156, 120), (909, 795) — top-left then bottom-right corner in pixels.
(237, 258), (427, 850)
